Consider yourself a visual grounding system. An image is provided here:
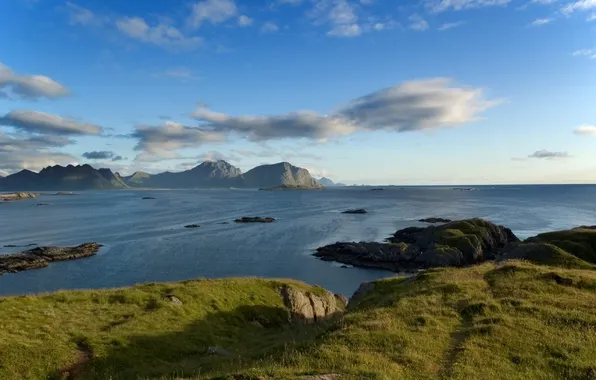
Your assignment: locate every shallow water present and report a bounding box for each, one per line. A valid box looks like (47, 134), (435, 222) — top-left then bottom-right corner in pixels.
(1, 185), (595, 297)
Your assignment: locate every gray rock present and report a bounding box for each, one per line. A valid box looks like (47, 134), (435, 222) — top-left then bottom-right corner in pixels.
(280, 286), (343, 324)
(349, 282), (375, 308)
(184, 224), (200, 228)
(165, 295), (183, 305)
(235, 217), (275, 223)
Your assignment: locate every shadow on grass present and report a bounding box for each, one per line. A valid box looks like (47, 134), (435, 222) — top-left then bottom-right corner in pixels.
(65, 304), (329, 380)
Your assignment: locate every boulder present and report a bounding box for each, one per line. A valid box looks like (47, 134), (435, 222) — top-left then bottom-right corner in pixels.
(184, 224), (200, 228)
(235, 217), (275, 223)
(280, 286), (344, 324)
(141, 197), (156, 200)
(0, 192), (37, 201)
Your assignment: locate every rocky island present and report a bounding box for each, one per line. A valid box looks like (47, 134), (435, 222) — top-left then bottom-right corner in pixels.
(235, 217), (276, 223)
(0, 192), (37, 201)
(0, 243), (101, 275)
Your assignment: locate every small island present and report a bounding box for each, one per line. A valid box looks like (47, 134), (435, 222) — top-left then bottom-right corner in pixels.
(234, 217), (275, 223)
(0, 192), (37, 201)
(342, 209), (368, 214)
(0, 243), (102, 275)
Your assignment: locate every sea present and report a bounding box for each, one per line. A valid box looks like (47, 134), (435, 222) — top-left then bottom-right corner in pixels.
(1, 185), (595, 297)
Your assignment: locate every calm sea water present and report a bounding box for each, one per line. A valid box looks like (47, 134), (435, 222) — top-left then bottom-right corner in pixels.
(1, 185), (595, 297)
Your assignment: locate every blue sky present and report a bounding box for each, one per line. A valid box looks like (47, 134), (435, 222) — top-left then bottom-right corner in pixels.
(1, 0), (595, 184)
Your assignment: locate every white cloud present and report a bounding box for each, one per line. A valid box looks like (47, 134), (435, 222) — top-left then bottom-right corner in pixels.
(132, 121), (226, 159)
(328, 23), (362, 36)
(425, 0), (512, 12)
(574, 124), (596, 135)
(188, 0), (238, 29)
(588, 12), (596, 20)
(572, 49), (596, 58)
(64, 2), (100, 26)
(409, 14), (429, 31)
(191, 78), (498, 141)
(438, 21), (465, 30)
(531, 17), (553, 25)
(0, 110), (103, 135)
(528, 150), (570, 159)
(116, 17), (203, 49)
(0, 151), (78, 174)
(238, 15), (253, 26)
(562, 0), (596, 14)
(261, 22), (279, 33)
(0, 62), (69, 100)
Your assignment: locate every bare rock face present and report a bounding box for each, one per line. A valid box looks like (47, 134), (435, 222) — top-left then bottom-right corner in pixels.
(280, 286), (345, 324)
(0, 243), (101, 275)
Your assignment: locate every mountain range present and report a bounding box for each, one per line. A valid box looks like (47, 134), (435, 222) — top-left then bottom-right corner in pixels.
(0, 161), (324, 191)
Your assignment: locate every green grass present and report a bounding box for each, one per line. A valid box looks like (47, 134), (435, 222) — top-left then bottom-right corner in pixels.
(2, 262), (596, 379)
(528, 227), (596, 265)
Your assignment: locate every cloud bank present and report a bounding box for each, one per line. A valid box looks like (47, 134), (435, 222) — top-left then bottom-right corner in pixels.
(0, 110), (104, 135)
(0, 62), (69, 100)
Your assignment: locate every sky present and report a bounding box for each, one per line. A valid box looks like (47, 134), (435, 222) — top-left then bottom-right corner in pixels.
(1, 0), (595, 185)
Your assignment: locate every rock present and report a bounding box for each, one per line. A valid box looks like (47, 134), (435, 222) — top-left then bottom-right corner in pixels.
(0, 243), (101, 275)
(235, 217), (275, 223)
(207, 346), (233, 356)
(280, 286), (343, 324)
(0, 192), (37, 201)
(3, 245), (17, 248)
(419, 217), (452, 223)
(217, 222), (229, 225)
(340, 265), (349, 268)
(184, 224), (200, 228)
(342, 209), (367, 214)
(164, 295), (183, 305)
(141, 197), (156, 200)
(37, 203), (50, 206)
(314, 241), (420, 271)
(315, 219), (519, 272)
(349, 282), (375, 308)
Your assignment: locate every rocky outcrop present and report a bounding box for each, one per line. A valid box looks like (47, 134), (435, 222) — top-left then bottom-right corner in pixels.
(0, 243), (101, 275)
(184, 224), (200, 228)
(280, 286), (345, 324)
(419, 217), (452, 223)
(235, 217), (275, 223)
(342, 209), (367, 214)
(315, 219), (519, 272)
(0, 192), (37, 201)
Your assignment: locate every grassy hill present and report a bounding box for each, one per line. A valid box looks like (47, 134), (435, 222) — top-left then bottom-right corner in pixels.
(2, 222), (596, 379)
(1, 261), (595, 379)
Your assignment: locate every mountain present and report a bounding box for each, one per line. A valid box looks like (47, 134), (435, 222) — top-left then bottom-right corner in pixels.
(123, 160), (243, 188)
(0, 161), (321, 190)
(316, 177), (347, 187)
(243, 162), (320, 188)
(0, 165), (129, 191)
(317, 177), (335, 186)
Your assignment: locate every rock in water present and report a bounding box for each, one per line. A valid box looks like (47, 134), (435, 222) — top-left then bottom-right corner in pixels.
(235, 217), (275, 223)
(342, 209), (367, 214)
(141, 197), (156, 200)
(0, 243), (102, 275)
(184, 224), (200, 228)
(0, 192), (37, 201)
(315, 219), (519, 272)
